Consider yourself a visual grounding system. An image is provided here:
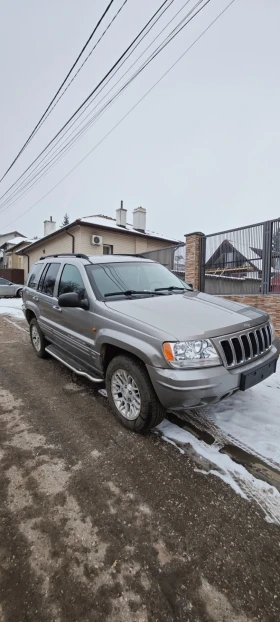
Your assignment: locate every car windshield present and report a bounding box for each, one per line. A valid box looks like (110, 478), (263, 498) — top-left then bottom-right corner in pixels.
(86, 262), (191, 299)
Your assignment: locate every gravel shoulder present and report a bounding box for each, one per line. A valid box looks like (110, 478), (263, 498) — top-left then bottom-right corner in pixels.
(0, 316), (280, 622)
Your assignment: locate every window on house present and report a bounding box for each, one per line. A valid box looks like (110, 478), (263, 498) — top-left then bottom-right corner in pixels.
(103, 244), (113, 255)
(41, 263), (61, 296)
(27, 263), (44, 289)
(226, 252), (234, 265)
(58, 264), (86, 300)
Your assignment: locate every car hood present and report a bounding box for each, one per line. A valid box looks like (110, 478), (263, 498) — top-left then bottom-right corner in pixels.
(105, 291), (268, 341)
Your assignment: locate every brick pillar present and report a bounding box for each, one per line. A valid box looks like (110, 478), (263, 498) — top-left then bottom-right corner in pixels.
(185, 232), (205, 290)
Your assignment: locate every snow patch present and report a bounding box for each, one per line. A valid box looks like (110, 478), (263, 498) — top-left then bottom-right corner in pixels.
(157, 419), (280, 525)
(0, 298), (24, 318)
(206, 367), (280, 470)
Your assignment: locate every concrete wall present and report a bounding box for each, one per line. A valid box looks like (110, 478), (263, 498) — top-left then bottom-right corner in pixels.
(205, 275), (261, 295)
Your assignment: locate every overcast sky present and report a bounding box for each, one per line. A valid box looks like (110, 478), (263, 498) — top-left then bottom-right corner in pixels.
(0, 0), (279, 242)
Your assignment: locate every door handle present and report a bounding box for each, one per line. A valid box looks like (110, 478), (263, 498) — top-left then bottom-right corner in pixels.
(53, 305), (62, 312)
(33, 296), (39, 301)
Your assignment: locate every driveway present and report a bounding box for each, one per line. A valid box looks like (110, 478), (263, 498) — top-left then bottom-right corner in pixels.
(0, 312), (280, 622)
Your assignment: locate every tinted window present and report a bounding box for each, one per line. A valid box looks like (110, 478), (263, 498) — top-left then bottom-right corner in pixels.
(37, 264), (49, 292)
(27, 263), (43, 289)
(58, 264), (85, 300)
(0, 278), (10, 285)
(41, 263), (61, 296)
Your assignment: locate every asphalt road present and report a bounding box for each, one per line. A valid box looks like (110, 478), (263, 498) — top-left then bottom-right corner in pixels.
(0, 316), (280, 622)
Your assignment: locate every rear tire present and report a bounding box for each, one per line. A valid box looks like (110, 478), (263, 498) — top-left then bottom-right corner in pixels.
(30, 318), (48, 359)
(106, 355), (165, 432)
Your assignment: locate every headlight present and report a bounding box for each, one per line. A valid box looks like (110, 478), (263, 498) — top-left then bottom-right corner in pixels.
(163, 339), (221, 368)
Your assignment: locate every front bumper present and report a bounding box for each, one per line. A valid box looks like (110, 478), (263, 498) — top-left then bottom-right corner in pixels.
(147, 345), (278, 410)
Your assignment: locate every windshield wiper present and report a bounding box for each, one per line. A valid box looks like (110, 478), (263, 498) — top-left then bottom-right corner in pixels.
(104, 289), (164, 298)
(155, 286), (186, 292)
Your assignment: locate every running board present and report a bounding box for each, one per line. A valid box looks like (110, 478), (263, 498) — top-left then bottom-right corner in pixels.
(45, 345), (104, 384)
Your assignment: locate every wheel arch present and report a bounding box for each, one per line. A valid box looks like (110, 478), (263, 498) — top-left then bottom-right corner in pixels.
(100, 343), (145, 374)
(25, 308), (36, 324)
(97, 332), (164, 372)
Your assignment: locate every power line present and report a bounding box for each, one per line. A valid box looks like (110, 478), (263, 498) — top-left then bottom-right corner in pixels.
(0, 0), (171, 204)
(0, 0), (177, 209)
(19, 0), (130, 142)
(0, 0), (214, 216)
(1, 0), (235, 230)
(1, 0), (195, 211)
(0, 0), (118, 183)
(1, 0), (209, 214)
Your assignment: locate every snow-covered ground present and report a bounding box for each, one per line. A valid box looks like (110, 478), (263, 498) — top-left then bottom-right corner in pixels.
(0, 297), (24, 319)
(207, 371), (280, 468)
(157, 366), (280, 525)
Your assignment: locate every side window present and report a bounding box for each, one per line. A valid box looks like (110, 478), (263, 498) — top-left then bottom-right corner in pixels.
(37, 264), (49, 292)
(0, 278), (10, 285)
(27, 263), (43, 290)
(41, 263), (61, 297)
(58, 264), (86, 300)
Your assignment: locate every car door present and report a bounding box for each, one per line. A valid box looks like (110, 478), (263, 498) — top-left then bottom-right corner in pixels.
(0, 278), (11, 296)
(35, 262), (62, 340)
(51, 263), (95, 369)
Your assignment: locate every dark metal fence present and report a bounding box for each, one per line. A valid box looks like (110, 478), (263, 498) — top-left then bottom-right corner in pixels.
(271, 220), (280, 293)
(200, 218), (280, 295)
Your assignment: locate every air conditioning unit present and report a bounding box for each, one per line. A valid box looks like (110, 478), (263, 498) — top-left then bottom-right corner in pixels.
(91, 235), (102, 246)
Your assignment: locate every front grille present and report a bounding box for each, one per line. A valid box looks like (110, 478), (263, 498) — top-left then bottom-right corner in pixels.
(217, 322), (272, 369)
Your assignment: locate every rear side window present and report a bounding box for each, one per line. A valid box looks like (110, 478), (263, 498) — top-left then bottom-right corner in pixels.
(41, 263), (61, 297)
(27, 263), (43, 289)
(37, 264), (49, 292)
(58, 264), (85, 300)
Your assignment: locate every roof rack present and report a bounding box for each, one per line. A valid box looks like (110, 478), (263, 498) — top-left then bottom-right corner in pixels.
(39, 253), (91, 260)
(111, 253), (148, 258)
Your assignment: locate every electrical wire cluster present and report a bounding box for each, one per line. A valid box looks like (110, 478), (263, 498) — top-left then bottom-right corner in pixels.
(0, 0), (235, 229)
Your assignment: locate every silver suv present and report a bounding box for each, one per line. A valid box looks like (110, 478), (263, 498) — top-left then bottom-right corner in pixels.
(22, 254), (278, 432)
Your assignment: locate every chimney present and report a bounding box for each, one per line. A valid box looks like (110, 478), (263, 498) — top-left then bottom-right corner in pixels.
(44, 216), (56, 237)
(133, 207), (146, 232)
(116, 200), (127, 227)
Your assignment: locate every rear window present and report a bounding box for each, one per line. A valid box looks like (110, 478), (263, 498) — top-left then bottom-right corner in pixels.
(27, 263), (43, 289)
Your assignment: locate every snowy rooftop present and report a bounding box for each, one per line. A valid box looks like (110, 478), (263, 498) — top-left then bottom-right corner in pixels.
(2, 236), (27, 246)
(79, 215), (181, 243)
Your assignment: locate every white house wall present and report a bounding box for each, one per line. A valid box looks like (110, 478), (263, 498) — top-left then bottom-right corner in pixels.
(24, 225), (176, 278)
(79, 226), (174, 255)
(26, 227), (81, 271)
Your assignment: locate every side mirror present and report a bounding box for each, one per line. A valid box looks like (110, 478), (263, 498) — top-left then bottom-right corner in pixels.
(58, 292), (89, 310)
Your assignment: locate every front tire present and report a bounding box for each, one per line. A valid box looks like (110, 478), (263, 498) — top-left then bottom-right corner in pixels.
(30, 318), (47, 358)
(16, 289), (23, 298)
(106, 355), (165, 432)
